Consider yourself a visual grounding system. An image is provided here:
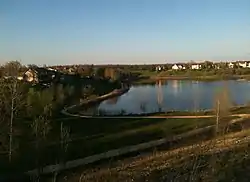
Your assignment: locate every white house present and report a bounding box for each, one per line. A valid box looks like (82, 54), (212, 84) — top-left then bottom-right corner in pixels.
(191, 64), (202, 70)
(239, 62), (246, 68)
(155, 66), (164, 71)
(172, 64), (185, 70)
(228, 62), (234, 68)
(238, 62), (250, 68)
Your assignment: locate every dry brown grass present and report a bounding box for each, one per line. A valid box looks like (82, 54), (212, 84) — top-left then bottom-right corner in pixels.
(58, 129), (250, 182)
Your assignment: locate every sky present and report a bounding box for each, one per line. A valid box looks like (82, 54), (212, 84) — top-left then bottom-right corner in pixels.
(1, 0), (250, 65)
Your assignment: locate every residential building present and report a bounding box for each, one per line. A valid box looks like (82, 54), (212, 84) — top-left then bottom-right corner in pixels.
(24, 69), (38, 82)
(172, 64), (185, 70)
(23, 67), (59, 83)
(155, 65), (165, 71)
(191, 64), (201, 70)
(228, 62), (234, 68)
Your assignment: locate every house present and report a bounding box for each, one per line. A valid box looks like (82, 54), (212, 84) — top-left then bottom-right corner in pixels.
(23, 67), (58, 83)
(172, 64), (185, 70)
(238, 62), (250, 68)
(155, 66), (165, 72)
(191, 64), (202, 70)
(23, 69), (38, 82)
(228, 62), (234, 68)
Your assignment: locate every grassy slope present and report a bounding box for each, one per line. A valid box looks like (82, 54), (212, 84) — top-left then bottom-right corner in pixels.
(1, 117), (217, 173)
(57, 126), (250, 182)
(60, 117), (216, 159)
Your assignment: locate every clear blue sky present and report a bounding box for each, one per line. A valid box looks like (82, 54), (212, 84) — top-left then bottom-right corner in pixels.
(1, 0), (250, 65)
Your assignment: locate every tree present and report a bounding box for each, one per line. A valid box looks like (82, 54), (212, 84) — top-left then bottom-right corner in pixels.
(94, 67), (105, 78)
(77, 66), (94, 77)
(0, 61), (25, 162)
(27, 88), (54, 179)
(202, 61), (213, 70)
(214, 83), (232, 135)
(27, 64), (38, 69)
(104, 68), (121, 81)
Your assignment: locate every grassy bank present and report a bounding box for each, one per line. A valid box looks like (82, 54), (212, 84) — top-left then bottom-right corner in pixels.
(157, 105), (250, 116)
(50, 122), (250, 182)
(132, 69), (250, 84)
(1, 116), (220, 174)
(134, 75), (250, 84)
(76, 105), (250, 117)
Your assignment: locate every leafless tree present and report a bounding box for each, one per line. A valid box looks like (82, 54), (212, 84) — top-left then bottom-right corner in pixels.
(0, 61), (25, 162)
(27, 87), (54, 181)
(214, 82), (232, 135)
(52, 122), (71, 182)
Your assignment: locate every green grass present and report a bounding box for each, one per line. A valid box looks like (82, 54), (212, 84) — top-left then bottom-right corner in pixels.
(48, 117), (218, 164)
(230, 105), (250, 114)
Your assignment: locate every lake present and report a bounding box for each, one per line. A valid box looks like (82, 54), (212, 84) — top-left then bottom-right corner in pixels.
(96, 80), (250, 115)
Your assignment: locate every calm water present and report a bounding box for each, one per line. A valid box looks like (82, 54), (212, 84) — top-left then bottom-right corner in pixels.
(97, 80), (250, 115)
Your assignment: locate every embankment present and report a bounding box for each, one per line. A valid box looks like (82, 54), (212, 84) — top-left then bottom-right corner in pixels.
(63, 87), (129, 115)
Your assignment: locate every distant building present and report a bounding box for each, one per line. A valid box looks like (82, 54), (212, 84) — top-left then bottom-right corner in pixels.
(191, 64), (202, 70)
(238, 62), (250, 68)
(172, 64), (185, 70)
(23, 67), (59, 83)
(228, 62), (234, 68)
(155, 66), (165, 71)
(24, 69), (38, 82)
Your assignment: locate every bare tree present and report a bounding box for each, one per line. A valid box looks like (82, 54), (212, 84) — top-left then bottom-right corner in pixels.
(214, 82), (232, 135)
(27, 87), (54, 181)
(52, 122), (71, 182)
(0, 61), (25, 162)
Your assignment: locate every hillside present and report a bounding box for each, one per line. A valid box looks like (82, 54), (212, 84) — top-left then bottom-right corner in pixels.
(55, 127), (250, 182)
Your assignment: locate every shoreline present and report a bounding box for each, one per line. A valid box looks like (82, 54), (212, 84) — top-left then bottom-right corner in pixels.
(63, 88), (250, 117)
(64, 87), (130, 115)
(133, 75), (250, 84)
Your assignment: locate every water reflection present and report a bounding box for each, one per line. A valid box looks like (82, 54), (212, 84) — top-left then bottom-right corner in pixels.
(96, 80), (250, 115)
(171, 80), (182, 95)
(156, 80), (163, 112)
(140, 101), (148, 113)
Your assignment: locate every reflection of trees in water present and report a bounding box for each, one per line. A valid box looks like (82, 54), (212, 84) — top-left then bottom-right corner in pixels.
(156, 80), (163, 112)
(97, 108), (127, 116)
(140, 101), (148, 113)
